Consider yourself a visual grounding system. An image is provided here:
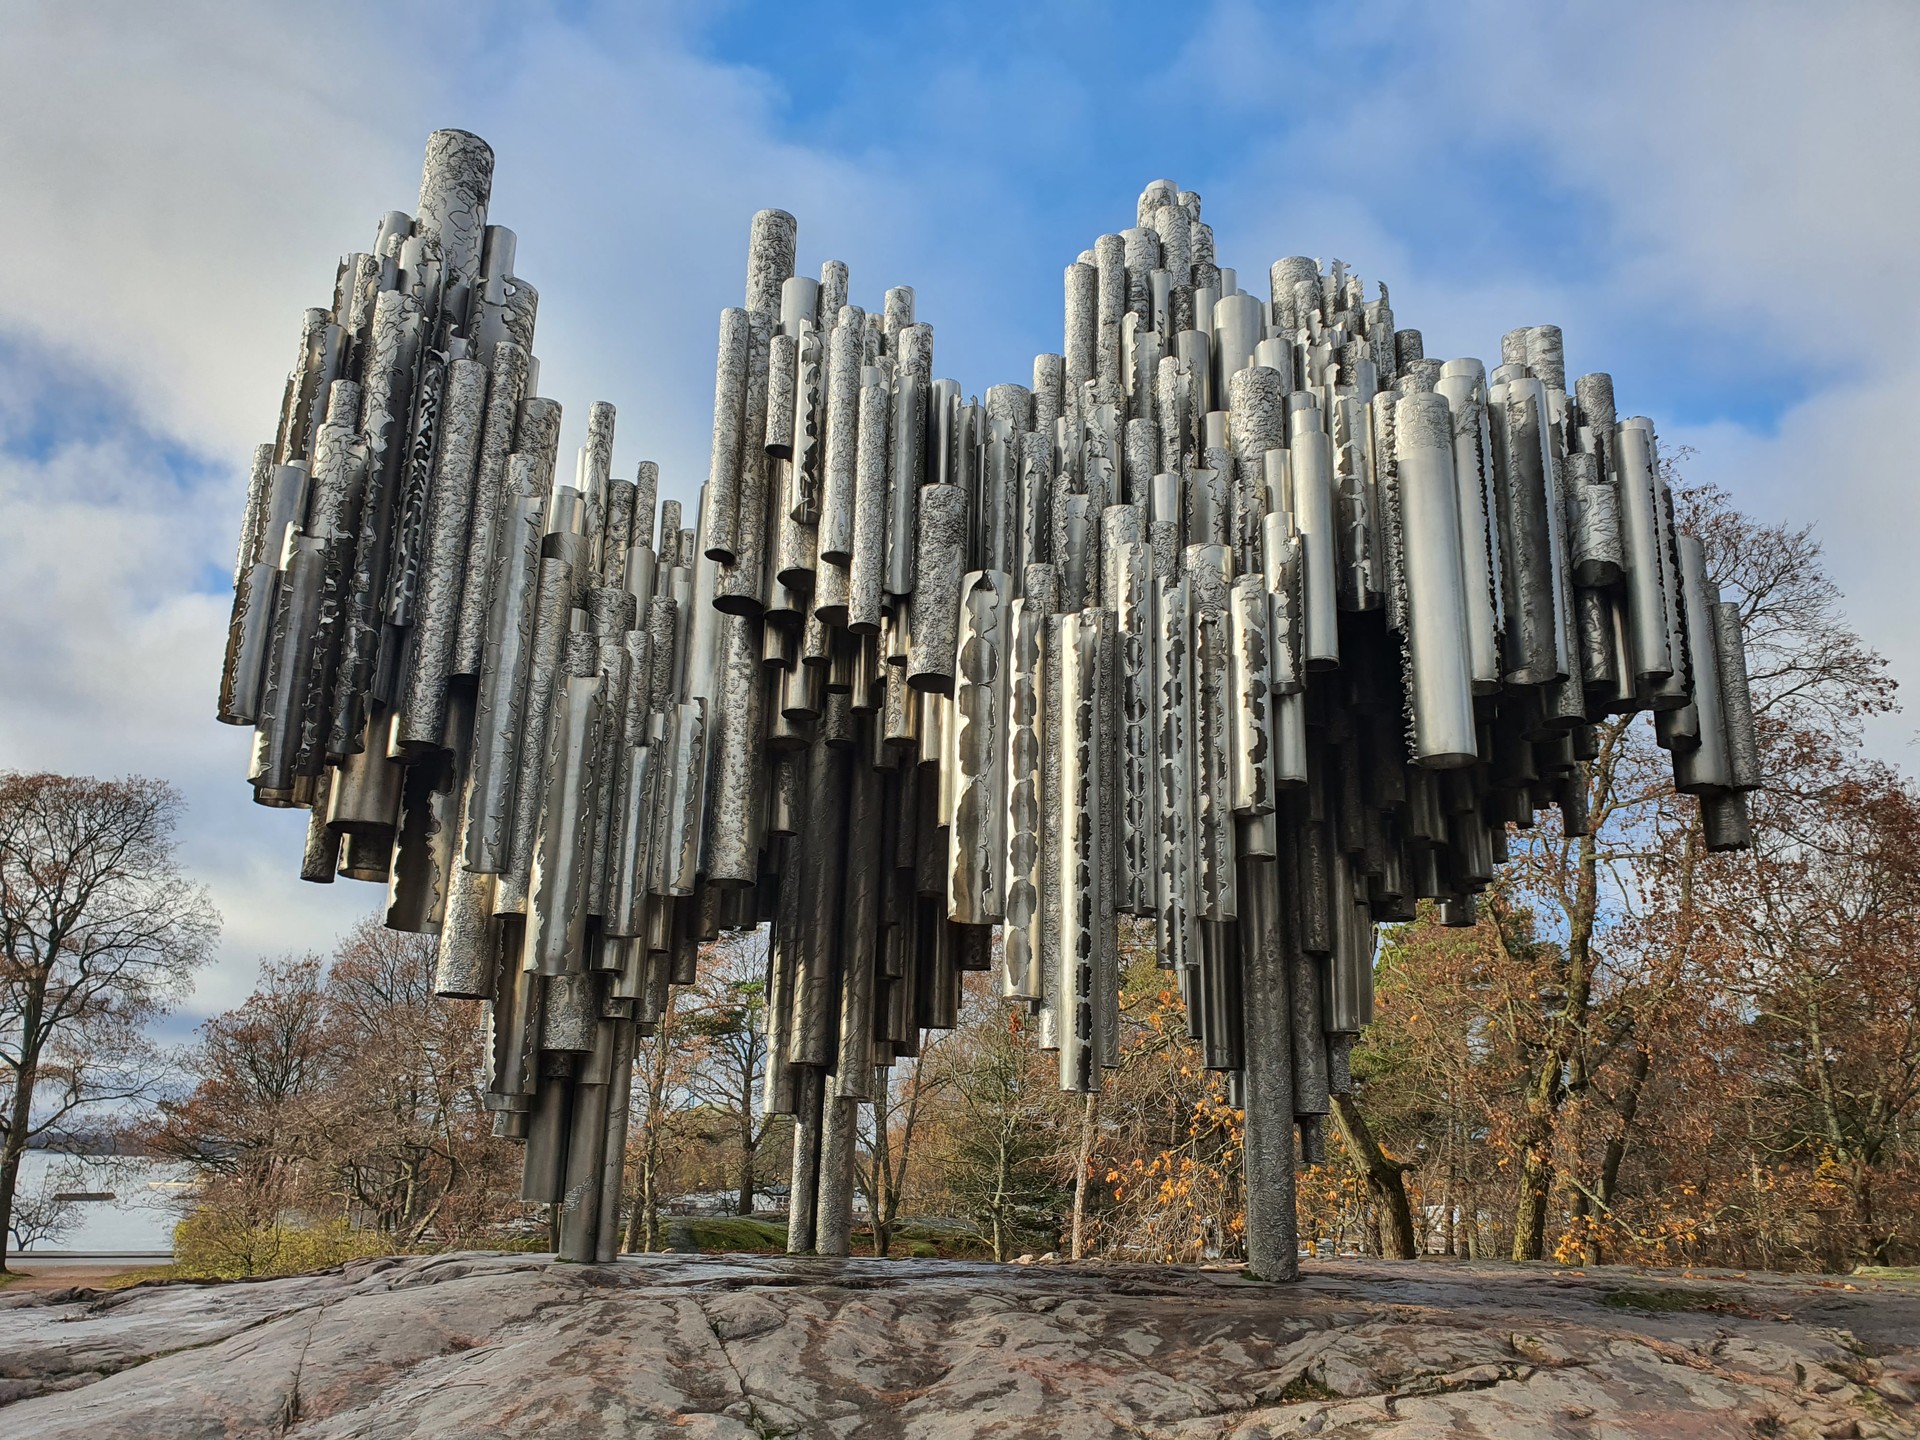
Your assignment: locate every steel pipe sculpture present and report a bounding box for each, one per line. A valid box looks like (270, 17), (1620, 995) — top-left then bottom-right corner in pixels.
(221, 132), (1757, 1277)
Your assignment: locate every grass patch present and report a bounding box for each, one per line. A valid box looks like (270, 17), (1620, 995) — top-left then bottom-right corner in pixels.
(1601, 1286), (1734, 1314)
(101, 1265), (178, 1289)
(683, 1217), (789, 1253)
(1278, 1374), (1338, 1403)
(1852, 1266), (1920, 1281)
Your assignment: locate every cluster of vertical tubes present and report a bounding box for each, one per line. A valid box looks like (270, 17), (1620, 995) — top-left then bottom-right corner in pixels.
(220, 132), (693, 1261)
(225, 135), (1756, 1276)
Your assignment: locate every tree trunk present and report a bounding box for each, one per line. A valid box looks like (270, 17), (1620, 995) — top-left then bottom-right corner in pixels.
(1511, 1054), (1559, 1261)
(0, 1131), (25, 1269)
(869, 1080), (894, 1257)
(624, 1004), (677, 1253)
(1581, 1045), (1651, 1264)
(1070, 1091), (1098, 1261)
(1331, 1093), (1418, 1260)
(991, 1125), (1012, 1263)
(0, 985), (47, 1273)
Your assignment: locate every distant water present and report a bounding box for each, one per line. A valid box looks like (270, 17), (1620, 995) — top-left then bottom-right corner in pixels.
(9, 1152), (190, 1254)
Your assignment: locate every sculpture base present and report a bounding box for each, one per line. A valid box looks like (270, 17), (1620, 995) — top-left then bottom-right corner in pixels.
(2, 1251), (1913, 1436)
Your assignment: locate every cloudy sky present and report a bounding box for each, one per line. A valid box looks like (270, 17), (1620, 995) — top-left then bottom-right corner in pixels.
(2, 0), (1914, 1029)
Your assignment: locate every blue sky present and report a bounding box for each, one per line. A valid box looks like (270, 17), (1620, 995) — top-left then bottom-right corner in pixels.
(1, 0), (1914, 1028)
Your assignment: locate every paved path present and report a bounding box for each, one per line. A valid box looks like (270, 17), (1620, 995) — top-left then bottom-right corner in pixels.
(2, 1254), (171, 1294)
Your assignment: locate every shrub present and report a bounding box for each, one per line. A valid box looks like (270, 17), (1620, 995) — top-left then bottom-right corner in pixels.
(173, 1212), (397, 1279)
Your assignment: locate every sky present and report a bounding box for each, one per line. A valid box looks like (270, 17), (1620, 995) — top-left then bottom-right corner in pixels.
(1, 0), (1915, 1033)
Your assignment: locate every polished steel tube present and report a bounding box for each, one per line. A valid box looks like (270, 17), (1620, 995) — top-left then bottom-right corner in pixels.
(702, 309), (751, 563)
(1002, 567), (1051, 999)
(908, 483), (969, 692)
(1112, 530), (1154, 914)
(1056, 608), (1105, 1092)
(703, 612), (767, 885)
(529, 635), (604, 976)
(716, 312), (772, 614)
(1153, 573), (1194, 975)
(1673, 537), (1732, 794)
(886, 325), (932, 597)
(394, 358), (488, 751)
(495, 549), (573, 913)
(1064, 262), (1097, 399)
(1228, 572), (1275, 818)
(946, 569), (1011, 924)
(1287, 405), (1340, 669)
(1189, 547), (1237, 922)
(1394, 391), (1479, 766)
(819, 309), (865, 562)
(1714, 599), (1761, 791)
(848, 362), (892, 634)
(836, 747), (883, 1096)
(1614, 419), (1674, 687)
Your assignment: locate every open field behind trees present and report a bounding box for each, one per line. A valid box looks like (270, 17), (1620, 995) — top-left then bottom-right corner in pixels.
(7, 479), (1917, 1282)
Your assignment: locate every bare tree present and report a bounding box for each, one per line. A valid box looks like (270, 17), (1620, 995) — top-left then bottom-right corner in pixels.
(928, 997), (1065, 1262)
(148, 954), (330, 1220)
(317, 920), (492, 1243)
(859, 1037), (951, 1257)
(0, 773), (216, 1272)
(6, 1158), (82, 1252)
(625, 987), (697, 1252)
(680, 933), (775, 1216)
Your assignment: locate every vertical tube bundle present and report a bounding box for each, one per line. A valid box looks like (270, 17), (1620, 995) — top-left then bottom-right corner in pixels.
(226, 135), (1756, 1275)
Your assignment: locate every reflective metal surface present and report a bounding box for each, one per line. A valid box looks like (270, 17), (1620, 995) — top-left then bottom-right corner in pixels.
(224, 135), (1754, 1273)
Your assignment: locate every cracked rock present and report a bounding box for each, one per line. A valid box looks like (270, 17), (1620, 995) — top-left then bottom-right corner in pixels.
(0, 1253), (1915, 1438)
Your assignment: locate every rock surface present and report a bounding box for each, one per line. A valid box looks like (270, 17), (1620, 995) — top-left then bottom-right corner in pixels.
(1, 1251), (1916, 1437)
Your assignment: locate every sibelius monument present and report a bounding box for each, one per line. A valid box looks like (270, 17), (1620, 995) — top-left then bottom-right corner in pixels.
(217, 131), (1758, 1279)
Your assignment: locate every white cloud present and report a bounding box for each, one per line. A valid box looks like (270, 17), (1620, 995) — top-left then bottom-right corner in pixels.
(1, 0), (1916, 1032)
(0, 0), (901, 1018)
(1178, 0), (1920, 753)
(1423, 0), (1920, 752)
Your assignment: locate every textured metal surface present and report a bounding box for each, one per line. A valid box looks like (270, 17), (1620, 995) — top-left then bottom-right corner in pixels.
(228, 137), (1754, 1272)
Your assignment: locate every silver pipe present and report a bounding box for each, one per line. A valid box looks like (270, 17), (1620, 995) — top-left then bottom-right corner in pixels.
(836, 747), (883, 1096)
(815, 1092), (856, 1257)
(593, 1021), (635, 1261)
(1714, 599), (1761, 791)
(453, 345), (531, 687)
(1064, 262), (1097, 398)
(1188, 546), (1237, 921)
(703, 612), (767, 885)
(218, 444), (277, 724)
(394, 357), (488, 751)
(908, 482), (969, 692)
(1112, 531), (1154, 914)
(1239, 853), (1296, 1277)
(1002, 566), (1052, 1000)
(790, 732), (850, 1068)
(1394, 391), (1479, 766)
(946, 569), (1011, 924)
(1287, 404), (1340, 669)
(885, 324), (932, 597)
(1055, 608), (1105, 1092)
(848, 361), (892, 634)
(1614, 419), (1674, 687)
(495, 549), (573, 911)
(1212, 293), (1263, 400)
(529, 635), (604, 975)
(1674, 537), (1732, 794)
(716, 312), (772, 614)
(702, 308), (751, 563)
